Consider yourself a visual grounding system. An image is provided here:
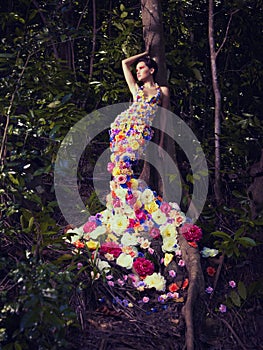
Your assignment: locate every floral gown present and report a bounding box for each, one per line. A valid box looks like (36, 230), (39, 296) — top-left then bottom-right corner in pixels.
(71, 84), (202, 293)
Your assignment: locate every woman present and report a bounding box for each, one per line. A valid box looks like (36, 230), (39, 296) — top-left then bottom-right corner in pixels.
(71, 51), (194, 293)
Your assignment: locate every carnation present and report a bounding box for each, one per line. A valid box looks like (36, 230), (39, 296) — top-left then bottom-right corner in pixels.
(179, 223), (202, 242)
(100, 241), (122, 258)
(133, 257), (154, 278)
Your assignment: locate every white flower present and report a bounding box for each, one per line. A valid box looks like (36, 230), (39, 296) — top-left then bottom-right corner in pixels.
(115, 187), (127, 200)
(64, 226), (84, 243)
(162, 237), (178, 252)
(144, 272), (166, 291)
(169, 202), (181, 211)
(96, 259), (111, 273)
(116, 253), (133, 269)
(101, 209), (112, 222)
(152, 209), (167, 225)
(141, 188), (154, 204)
(121, 232), (138, 246)
(110, 214), (129, 235)
(160, 224), (177, 239)
(89, 225), (106, 239)
(201, 247), (219, 258)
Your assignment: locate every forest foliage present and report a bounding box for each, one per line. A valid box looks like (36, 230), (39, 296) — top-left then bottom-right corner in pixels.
(0, 0), (262, 349)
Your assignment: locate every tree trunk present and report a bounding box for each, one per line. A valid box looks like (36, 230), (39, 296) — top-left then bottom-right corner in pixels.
(140, 2), (204, 349)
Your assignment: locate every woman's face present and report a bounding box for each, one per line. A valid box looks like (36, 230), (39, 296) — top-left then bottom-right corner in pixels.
(136, 62), (154, 81)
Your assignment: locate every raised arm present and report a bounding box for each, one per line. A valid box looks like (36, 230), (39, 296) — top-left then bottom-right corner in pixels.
(122, 50), (149, 97)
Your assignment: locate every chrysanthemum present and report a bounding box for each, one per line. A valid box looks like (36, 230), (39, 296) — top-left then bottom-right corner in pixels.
(162, 237), (178, 252)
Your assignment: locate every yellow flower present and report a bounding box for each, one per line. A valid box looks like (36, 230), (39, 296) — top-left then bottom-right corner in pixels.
(160, 224), (177, 239)
(144, 201), (159, 213)
(164, 253), (174, 266)
(112, 167), (121, 176)
(144, 272), (166, 291)
(152, 209), (167, 225)
(130, 178), (138, 190)
(86, 240), (100, 250)
(130, 140), (140, 150)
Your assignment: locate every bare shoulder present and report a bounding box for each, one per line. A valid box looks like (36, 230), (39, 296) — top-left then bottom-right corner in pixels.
(159, 85), (170, 108)
(159, 86), (170, 96)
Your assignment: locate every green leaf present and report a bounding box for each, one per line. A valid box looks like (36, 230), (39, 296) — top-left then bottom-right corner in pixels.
(211, 231), (232, 240)
(238, 281), (247, 300)
(20, 310), (39, 331)
(237, 237), (257, 247)
(229, 290), (241, 307)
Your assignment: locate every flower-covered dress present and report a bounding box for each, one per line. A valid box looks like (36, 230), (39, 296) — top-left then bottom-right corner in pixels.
(70, 84), (202, 293)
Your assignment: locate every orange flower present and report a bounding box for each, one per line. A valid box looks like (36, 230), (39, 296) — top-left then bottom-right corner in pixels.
(188, 241), (198, 248)
(73, 240), (85, 249)
(182, 278), (189, 289)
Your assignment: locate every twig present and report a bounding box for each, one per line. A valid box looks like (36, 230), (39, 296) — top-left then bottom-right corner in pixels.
(210, 253), (225, 299)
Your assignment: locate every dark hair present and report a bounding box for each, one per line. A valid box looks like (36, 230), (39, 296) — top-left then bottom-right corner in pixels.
(135, 56), (159, 79)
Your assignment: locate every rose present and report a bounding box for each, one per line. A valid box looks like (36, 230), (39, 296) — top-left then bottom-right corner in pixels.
(100, 242), (122, 258)
(133, 257), (154, 278)
(160, 202), (171, 214)
(206, 266), (216, 276)
(144, 272), (166, 291)
(179, 223), (202, 242)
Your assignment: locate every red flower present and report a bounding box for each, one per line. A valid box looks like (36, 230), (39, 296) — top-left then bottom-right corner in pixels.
(206, 266), (216, 277)
(179, 223), (202, 242)
(100, 242), (122, 258)
(133, 257), (154, 278)
(168, 282), (180, 292)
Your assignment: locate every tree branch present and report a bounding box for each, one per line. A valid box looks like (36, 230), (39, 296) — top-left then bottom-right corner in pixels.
(216, 9), (239, 58)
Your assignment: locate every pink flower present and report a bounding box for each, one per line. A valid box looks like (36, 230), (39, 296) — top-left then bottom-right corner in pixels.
(115, 174), (127, 184)
(160, 202), (171, 214)
(229, 280), (236, 288)
(100, 242), (122, 258)
(106, 275), (113, 280)
(107, 281), (115, 287)
(133, 257), (155, 278)
(148, 247), (154, 255)
(117, 279), (125, 286)
(169, 270), (176, 278)
(83, 220), (97, 233)
(178, 259), (185, 267)
(149, 227), (160, 239)
(219, 304), (227, 313)
(142, 296), (150, 303)
(107, 162), (115, 172)
(179, 223), (202, 242)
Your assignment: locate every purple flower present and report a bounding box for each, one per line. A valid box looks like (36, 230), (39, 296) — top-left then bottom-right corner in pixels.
(229, 280), (236, 288)
(219, 304), (227, 313)
(142, 296), (150, 303)
(77, 262), (83, 270)
(205, 286), (213, 294)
